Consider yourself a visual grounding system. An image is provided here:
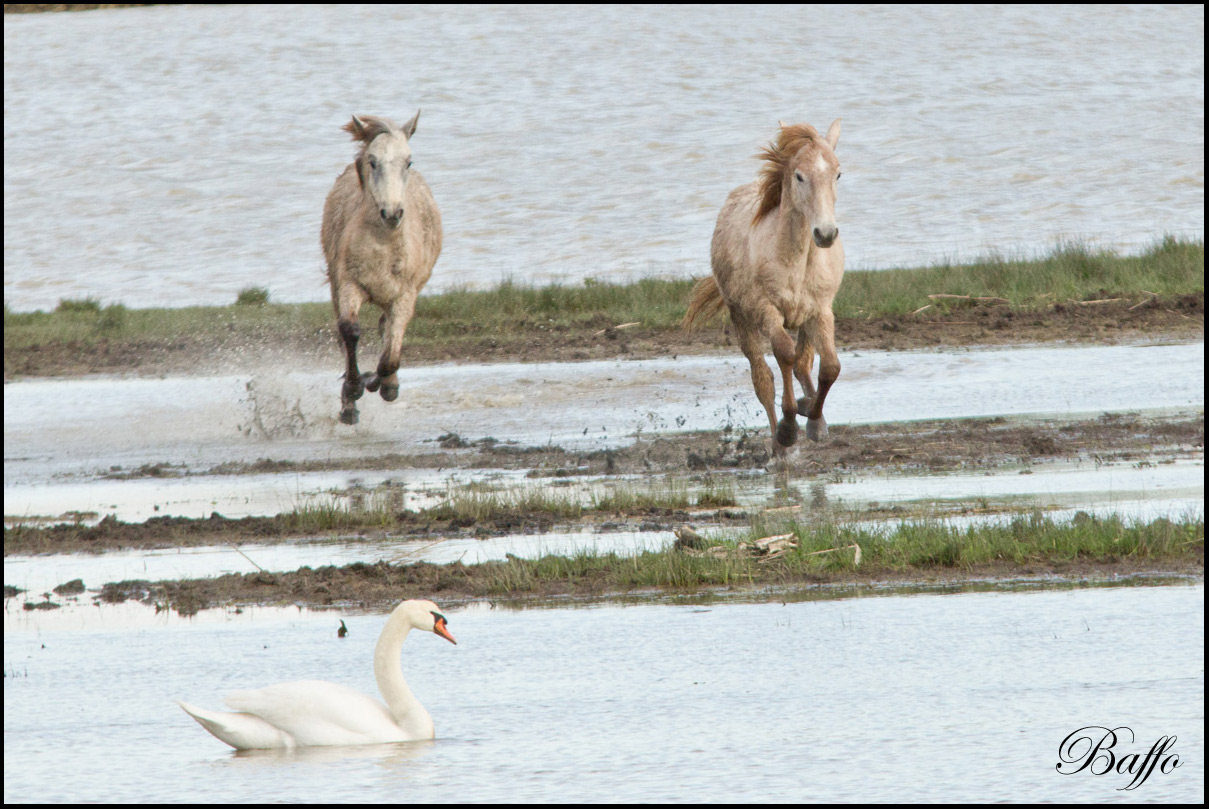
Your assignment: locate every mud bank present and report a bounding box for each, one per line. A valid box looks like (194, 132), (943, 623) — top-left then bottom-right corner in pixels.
(49, 555), (1206, 616)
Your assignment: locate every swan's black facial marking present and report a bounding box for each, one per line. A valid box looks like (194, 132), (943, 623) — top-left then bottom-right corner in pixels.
(430, 610), (457, 644)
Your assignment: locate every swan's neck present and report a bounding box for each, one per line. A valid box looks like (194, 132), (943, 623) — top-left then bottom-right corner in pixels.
(373, 611), (430, 730)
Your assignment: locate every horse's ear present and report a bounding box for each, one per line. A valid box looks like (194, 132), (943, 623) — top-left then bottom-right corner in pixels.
(825, 118), (841, 149)
(402, 109), (421, 139)
(345, 115), (368, 142)
(777, 119), (787, 129)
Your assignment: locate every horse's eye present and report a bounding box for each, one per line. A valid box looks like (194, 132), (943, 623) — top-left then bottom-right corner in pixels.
(406, 160), (413, 170)
(837, 172), (842, 181)
(367, 157), (378, 170)
(794, 171), (804, 182)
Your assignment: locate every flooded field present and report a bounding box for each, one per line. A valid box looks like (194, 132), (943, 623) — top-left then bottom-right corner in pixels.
(4, 343), (1202, 806)
(4, 587), (1203, 802)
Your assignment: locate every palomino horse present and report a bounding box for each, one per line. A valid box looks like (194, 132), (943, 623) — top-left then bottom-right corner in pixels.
(322, 112), (443, 425)
(684, 119), (844, 456)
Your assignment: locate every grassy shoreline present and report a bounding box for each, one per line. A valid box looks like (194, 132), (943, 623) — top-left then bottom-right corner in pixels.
(4, 239), (1203, 378)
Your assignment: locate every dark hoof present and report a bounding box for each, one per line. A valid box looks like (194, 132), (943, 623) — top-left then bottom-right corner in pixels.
(339, 407), (359, 425)
(776, 416), (799, 447)
(379, 383), (399, 402)
(343, 375), (365, 401)
(806, 416), (828, 442)
(361, 372), (380, 393)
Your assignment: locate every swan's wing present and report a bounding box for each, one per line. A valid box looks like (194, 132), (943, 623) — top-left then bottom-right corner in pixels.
(178, 701), (295, 750)
(223, 680), (414, 746)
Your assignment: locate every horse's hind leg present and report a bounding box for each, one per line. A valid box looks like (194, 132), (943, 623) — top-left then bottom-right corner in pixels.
(801, 311), (841, 442)
(365, 291), (418, 403)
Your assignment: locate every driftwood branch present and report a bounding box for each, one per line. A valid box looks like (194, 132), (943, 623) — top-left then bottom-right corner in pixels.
(1128, 292), (1160, 311)
(592, 321), (641, 337)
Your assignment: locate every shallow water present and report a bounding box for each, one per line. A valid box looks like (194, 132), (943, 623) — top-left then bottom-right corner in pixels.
(3, 587), (1203, 802)
(4, 5), (1203, 311)
(822, 458), (1205, 513)
(4, 342), (1203, 494)
(2, 528), (672, 604)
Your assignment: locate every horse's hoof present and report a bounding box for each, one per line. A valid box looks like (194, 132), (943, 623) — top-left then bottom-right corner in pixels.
(776, 417), (799, 447)
(361, 372), (380, 393)
(806, 416), (828, 442)
(379, 383), (399, 402)
(343, 376), (365, 401)
(339, 407), (359, 425)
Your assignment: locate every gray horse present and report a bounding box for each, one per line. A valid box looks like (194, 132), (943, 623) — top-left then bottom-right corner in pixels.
(321, 112), (443, 425)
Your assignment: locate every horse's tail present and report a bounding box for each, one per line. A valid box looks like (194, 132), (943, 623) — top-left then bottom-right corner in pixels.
(682, 276), (728, 330)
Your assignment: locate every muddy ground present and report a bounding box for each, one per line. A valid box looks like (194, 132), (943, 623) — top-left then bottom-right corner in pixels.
(7, 411), (1202, 555)
(5, 293), (1203, 379)
(20, 558), (1204, 616)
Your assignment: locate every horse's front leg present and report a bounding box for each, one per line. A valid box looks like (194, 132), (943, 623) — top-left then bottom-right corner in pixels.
(364, 291), (418, 404)
(793, 326), (817, 414)
(736, 324), (781, 456)
(334, 285), (368, 425)
(762, 311), (800, 449)
(801, 311), (840, 442)
(336, 320), (366, 424)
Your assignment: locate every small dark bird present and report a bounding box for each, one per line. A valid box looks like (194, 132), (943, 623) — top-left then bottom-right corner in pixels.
(337, 620), (348, 639)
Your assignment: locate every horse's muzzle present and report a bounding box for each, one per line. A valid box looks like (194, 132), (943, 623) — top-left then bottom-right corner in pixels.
(380, 207), (404, 229)
(812, 225), (838, 248)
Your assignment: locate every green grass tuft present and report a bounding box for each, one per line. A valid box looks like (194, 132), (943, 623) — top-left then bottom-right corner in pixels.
(235, 286), (271, 306)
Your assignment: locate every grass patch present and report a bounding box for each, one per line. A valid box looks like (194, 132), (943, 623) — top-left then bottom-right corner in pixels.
(464, 512), (1203, 596)
(832, 236), (1204, 318)
(5, 238), (1200, 356)
(235, 286), (270, 306)
(362, 511), (1206, 598)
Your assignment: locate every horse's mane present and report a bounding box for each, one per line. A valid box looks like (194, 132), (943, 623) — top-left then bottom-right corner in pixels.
(753, 123), (821, 224)
(343, 115), (399, 147)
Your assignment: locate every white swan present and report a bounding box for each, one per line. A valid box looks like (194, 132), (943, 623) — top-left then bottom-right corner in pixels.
(179, 599), (456, 749)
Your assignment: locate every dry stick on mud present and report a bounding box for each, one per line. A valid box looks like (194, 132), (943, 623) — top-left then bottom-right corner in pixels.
(684, 119), (845, 457)
(322, 112), (443, 425)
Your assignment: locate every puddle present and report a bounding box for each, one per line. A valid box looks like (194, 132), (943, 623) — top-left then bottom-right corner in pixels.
(3, 466), (533, 526)
(3, 588), (1203, 802)
(813, 457), (1205, 513)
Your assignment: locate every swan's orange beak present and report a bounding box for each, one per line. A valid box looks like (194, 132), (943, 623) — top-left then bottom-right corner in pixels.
(433, 617), (457, 645)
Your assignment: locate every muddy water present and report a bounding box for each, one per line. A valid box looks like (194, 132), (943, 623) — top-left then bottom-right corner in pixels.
(3, 587), (1203, 802)
(3, 6), (1204, 311)
(5, 342), (1203, 494)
